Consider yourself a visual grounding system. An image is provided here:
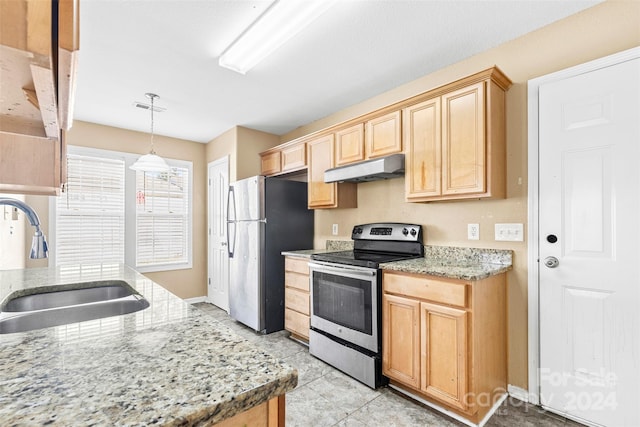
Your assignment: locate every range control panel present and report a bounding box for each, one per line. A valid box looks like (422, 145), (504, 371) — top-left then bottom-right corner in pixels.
(351, 223), (423, 242)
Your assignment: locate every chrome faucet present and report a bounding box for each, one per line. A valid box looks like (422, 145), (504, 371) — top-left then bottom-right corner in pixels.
(0, 197), (48, 259)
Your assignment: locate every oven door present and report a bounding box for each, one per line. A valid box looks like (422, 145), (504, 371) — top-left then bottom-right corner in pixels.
(309, 261), (379, 353)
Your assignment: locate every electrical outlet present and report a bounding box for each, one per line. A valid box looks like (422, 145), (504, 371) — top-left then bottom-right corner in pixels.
(467, 224), (480, 240)
(332, 224), (338, 235)
(495, 223), (524, 241)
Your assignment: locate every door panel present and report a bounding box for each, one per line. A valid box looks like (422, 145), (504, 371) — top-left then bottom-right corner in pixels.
(208, 158), (229, 311)
(229, 220), (262, 331)
(382, 294), (420, 389)
(420, 302), (467, 411)
(231, 176), (263, 221)
(442, 82), (485, 195)
(539, 58), (640, 426)
(404, 98), (441, 198)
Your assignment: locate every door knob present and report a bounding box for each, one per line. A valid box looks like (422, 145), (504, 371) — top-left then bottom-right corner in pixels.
(543, 256), (559, 268)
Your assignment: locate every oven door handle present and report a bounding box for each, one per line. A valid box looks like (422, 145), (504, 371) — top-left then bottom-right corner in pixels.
(308, 262), (377, 277)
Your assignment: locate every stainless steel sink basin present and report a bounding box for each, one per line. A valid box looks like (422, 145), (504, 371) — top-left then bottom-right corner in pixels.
(0, 280), (150, 334)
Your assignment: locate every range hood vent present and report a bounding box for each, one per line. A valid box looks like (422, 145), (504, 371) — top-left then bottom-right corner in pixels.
(324, 153), (405, 183)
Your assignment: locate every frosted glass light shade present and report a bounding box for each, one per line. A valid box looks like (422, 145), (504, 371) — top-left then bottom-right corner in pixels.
(219, 0), (336, 74)
(130, 153), (171, 172)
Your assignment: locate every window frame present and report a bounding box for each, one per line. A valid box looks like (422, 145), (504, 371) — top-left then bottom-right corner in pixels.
(50, 145), (193, 273)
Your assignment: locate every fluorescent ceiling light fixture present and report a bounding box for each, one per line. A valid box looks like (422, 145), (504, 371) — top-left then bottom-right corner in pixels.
(219, 0), (336, 74)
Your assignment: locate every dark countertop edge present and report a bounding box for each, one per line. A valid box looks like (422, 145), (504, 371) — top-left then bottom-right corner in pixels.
(281, 249), (333, 258)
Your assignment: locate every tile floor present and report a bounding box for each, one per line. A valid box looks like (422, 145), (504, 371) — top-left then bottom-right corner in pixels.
(194, 302), (584, 427)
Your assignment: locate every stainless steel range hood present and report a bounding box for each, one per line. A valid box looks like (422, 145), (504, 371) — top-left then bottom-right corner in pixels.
(324, 153), (405, 183)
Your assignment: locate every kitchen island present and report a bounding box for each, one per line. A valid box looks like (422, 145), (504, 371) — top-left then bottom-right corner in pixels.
(0, 264), (297, 426)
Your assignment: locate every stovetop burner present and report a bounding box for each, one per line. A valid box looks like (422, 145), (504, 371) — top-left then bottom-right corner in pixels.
(311, 223), (424, 268)
(311, 250), (420, 269)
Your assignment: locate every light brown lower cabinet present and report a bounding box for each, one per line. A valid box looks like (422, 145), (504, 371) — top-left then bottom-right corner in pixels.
(284, 256), (310, 341)
(382, 270), (506, 424)
(214, 395), (284, 427)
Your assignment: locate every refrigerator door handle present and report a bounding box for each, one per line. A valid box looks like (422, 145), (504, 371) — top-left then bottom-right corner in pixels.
(227, 185), (236, 258)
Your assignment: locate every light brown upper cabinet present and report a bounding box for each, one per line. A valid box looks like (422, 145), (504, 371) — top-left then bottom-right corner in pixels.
(0, 0), (80, 196)
(404, 68), (511, 202)
(335, 123), (364, 166)
(260, 151), (281, 176)
(335, 112), (402, 167)
(365, 110), (402, 159)
(260, 140), (306, 176)
(281, 141), (306, 172)
(307, 134), (357, 209)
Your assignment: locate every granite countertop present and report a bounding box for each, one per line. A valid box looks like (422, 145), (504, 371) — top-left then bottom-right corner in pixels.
(282, 244), (512, 281)
(0, 264), (297, 426)
(281, 240), (354, 258)
(380, 246), (513, 281)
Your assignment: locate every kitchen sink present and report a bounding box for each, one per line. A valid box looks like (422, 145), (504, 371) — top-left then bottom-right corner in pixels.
(0, 280), (150, 334)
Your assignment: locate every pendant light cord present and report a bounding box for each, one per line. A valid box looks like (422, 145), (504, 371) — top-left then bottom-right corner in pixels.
(147, 93), (158, 155)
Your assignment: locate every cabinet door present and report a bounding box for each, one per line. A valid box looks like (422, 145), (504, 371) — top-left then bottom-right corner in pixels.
(307, 134), (336, 208)
(335, 123), (364, 166)
(441, 82), (485, 195)
(281, 142), (306, 172)
(420, 302), (468, 410)
(261, 151), (281, 176)
(404, 98), (441, 199)
(382, 294), (421, 389)
(366, 111), (402, 159)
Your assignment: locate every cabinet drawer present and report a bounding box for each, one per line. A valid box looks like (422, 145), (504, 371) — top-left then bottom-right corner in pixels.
(285, 287), (310, 315)
(285, 257), (309, 275)
(384, 272), (467, 307)
(285, 271), (309, 292)
(285, 309), (309, 339)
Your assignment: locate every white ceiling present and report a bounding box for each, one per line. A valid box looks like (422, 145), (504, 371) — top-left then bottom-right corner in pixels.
(73, 0), (601, 143)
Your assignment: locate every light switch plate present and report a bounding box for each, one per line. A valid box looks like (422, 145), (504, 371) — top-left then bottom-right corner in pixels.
(332, 224), (338, 235)
(467, 224), (480, 240)
(495, 223), (524, 241)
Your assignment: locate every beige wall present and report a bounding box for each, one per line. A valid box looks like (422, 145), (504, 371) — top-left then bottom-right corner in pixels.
(280, 0), (640, 390)
(206, 126), (237, 179)
(236, 127), (280, 180)
(25, 121), (208, 299)
(206, 125), (280, 180)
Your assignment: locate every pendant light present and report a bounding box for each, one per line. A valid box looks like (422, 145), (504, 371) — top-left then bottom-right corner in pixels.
(130, 93), (171, 172)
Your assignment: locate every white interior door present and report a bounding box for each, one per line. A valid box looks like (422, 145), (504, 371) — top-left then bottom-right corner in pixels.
(208, 157), (229, 312)
(538, 58), (640, 426)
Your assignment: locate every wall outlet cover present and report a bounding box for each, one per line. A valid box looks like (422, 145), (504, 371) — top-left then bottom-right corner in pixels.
(467, 224), (480, 240)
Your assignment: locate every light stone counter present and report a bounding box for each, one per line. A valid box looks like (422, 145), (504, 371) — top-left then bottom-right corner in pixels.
(0, 264), (297, 426)
(380, 246), (513, 281)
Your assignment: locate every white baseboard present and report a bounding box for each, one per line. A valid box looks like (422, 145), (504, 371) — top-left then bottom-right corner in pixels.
(507, 384), (529, 403)
(388, 384), (507, 427)
(184, 296), (208, 304)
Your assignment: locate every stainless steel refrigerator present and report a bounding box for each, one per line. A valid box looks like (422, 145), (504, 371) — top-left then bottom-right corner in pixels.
(227, 175), (314, 333)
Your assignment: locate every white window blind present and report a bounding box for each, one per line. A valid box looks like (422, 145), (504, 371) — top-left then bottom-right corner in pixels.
(135, 168), (189, 268)
(55, 154), (125, 266)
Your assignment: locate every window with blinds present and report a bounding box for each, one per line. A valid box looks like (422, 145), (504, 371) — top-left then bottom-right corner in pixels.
(55, 154), (125, 266)
(53, 147), (193, 273)
(134, 168), (190, 267)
